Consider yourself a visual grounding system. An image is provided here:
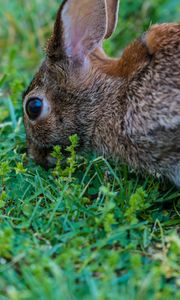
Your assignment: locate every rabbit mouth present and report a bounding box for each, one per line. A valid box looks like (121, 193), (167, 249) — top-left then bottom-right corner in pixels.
(27, 136), (70, 169)
(46, 155), (57, 167)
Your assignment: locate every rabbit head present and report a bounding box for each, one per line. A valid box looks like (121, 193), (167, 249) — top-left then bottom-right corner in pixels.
(23, 0), (122, 167)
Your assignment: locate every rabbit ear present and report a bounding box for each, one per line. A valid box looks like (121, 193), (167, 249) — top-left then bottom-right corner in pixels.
(105, 0), (119, 39)
(51, 0), (107, 65)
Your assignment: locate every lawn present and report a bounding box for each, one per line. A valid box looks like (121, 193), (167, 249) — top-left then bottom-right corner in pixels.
(0, 0), (180, 299)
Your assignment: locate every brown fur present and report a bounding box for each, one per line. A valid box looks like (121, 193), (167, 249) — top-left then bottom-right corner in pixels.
(23, 0), (180, 187)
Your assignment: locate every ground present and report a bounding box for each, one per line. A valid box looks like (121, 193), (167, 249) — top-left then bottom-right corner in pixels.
(0, 0), (180, 299)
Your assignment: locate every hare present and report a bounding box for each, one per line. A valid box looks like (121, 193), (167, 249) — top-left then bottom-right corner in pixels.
(23, 0), (180, 187)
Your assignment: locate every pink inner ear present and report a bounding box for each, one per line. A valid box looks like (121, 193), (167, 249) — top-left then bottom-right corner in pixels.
(61, 0), (107, 63)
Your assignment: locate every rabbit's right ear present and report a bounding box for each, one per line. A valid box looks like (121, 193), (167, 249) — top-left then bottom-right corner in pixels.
(48, 0), (107, 67)
(105, 0), (119, 39)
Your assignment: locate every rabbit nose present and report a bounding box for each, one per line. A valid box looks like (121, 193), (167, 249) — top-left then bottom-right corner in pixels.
(26, 98), (43, 121)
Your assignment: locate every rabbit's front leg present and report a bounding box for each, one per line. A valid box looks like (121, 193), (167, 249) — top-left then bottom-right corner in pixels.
(166, 164), (180, 189)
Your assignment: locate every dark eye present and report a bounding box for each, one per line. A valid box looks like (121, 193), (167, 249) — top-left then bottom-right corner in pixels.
(26, 98), (43, 120)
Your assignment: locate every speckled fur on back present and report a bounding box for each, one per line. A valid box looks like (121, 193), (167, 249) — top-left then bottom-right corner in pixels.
(23, 0), (180, 187)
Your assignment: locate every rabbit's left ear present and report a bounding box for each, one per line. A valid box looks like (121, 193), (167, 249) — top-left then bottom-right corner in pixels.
(105, 0), (119, 39)
(50, 0), (107, 65)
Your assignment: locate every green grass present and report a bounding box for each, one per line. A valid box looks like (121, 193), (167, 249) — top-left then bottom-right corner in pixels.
(0, 0), (180, 299)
